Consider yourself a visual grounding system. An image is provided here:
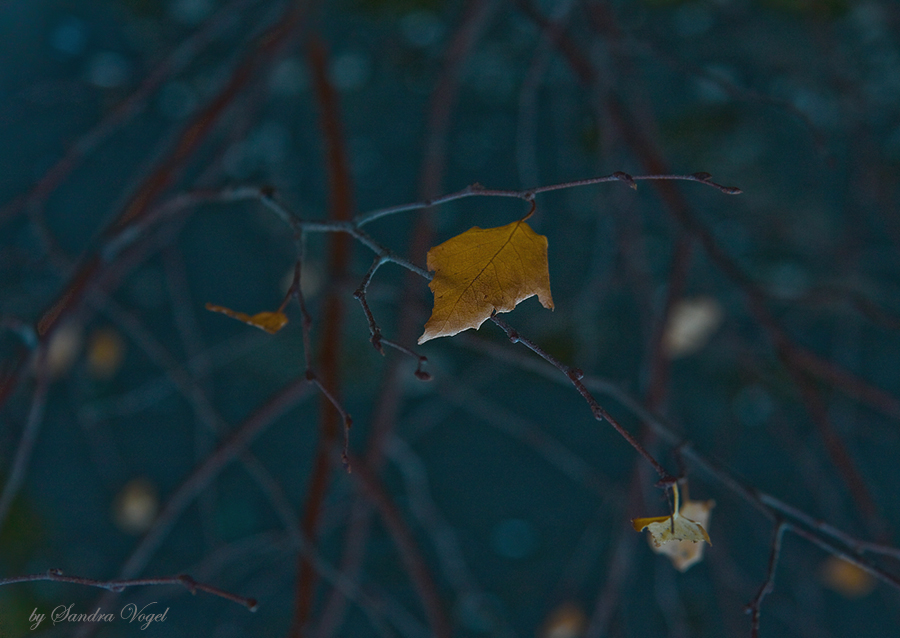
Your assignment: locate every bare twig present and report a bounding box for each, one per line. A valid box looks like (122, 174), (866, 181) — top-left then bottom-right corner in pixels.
(354, 171), (740, 227)
(353, 257), (431, 379)
(746, 522), (786, 638)
(0, 347), (49, 533)
(0, 569), (258, 610)
(241, 170), (744, 487)
(488, 313), (673, 482)
(458, 334), (900, 590)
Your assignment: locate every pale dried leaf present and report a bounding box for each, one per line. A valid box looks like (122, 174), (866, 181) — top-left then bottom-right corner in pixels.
(632, 511), (711, 547)
(652, 499), (715, 571)
(632, 485), (713, 571)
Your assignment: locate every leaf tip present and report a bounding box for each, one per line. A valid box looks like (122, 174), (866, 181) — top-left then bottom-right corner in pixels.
(205, 303), (288, 334)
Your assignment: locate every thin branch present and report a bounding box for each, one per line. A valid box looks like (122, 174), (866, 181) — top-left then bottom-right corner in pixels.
(256, 170), (731, 485)
(745, 522), (786, 638)
(0, 569), (257, 611)
(33, 0), (310, 340)
(354, 172), (740, 227)
(307, 372), (354, 470)
(514, 0), (900, 599)
(459, 334), (900, 589)
(0, 348), (49, 533)
(353, 256), (389, 354)
(0, 0), (264, 228)
(353, 257), (431, 380)
(302, 180), (696, 490)
(248, 174), (737, 386)
(488, 313), (672, 481)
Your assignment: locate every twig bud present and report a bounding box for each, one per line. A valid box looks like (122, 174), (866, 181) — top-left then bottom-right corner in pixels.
(613, 171), (637, 190)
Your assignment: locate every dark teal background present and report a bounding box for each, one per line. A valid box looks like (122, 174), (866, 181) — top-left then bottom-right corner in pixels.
(1, 0), (899, 636)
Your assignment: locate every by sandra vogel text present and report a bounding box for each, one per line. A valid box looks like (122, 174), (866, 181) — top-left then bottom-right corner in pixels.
(29, 602), (168, 630)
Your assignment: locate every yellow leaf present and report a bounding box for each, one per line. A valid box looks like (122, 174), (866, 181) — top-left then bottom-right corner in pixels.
(632, 484), (713, 571)
(418, 220), (553, 344)
(205, 303), (288, 334)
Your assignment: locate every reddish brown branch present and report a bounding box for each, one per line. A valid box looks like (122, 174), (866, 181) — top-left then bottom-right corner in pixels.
(349, 456), (451, 638)
(644, 235), (694, 410)
(790, 345), (900, 421)
(313, 4), (497, 633)
(520, 0), (896, 539)
(0, 0), (259, 228)
(34, 0), (309, 340)
(785, 366), (885, 536)
(291, 35), (356, 638)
